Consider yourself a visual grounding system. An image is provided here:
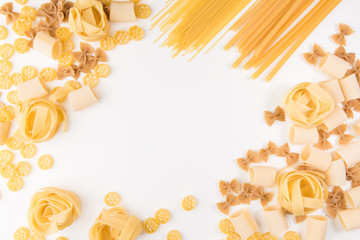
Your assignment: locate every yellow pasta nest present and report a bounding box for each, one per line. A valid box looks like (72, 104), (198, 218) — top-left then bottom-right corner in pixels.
(38, 155), (54, 170)
(11, 72), (25, 85)
(226, 232), (241, 240)
(104, 192), (121, 206)
(14, 227), (31, 240)
(0, 163), (15, 179)
(167, 230), (182, 240)
(283, 231), (300, 240)
(0, 25), (8, 40)
(61, 39), (74, 53)
(39, 67), (57, 81)
(182, 195), (196, 211)
(21, 66), (38, 80)
(56, 27), (72, 40)
(0, 74), (12, 89)
(20, 143), (37, 159)
(155, 208), (171, 224)
(129, 26), (144, 41)
(135, 4), (151, 19)
(0, 59), (12, 74)
(58, 53), (75, 67)
(0, 43), (15, 59)
(83, 73), (99, 87)
(218, 219), (235, 234)
(12, 22), (26, 36)
(20, 6), (36, 20)
(14, 38), (30, 53)
(94, 63), (110, 78)
(15, 0), (28, 5)
(15, 16), (32, 31)
(7, 176), (24, 191)
(144, 218), (160, 234)
(7, 90), (22, 105)
(15, 161), (31, 177)
(114, 30), (130, 45)
(248, 232), (262, 240)
(100, 36), (117, 51)
(0, 149), (14, 164)
(7, 137), (25, 150)
(262, 232), (278, 240)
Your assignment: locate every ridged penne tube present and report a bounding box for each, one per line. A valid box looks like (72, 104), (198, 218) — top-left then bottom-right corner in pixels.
(337, 208), (360, 231)
(301, 145), (332, 171)
(339, 74), (360, 101)
(110, 1), (136, 22)
(17, 78), (49, 102)
(319, 79), (345, 104)
(346, 186), (360, 208)
(289, 125), (319, 145)
(68, 86), (98, 111)
(335, 142), (360, 167)
(321, 106), (347, 132)
(319, 53), (350, 79)
(229, 208), (258, 240)
(249, 166), (277, 187)
(305, 215), (328, 240)
(354, 121), (360, 136)
(263, 205), (288, 235)
(0, 122), (10, 145)
(33, 31), (62, 59)
(325, 159), (346, 186)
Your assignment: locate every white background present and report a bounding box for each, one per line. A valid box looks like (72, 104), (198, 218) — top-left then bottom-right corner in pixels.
(0, 0), (360, 239)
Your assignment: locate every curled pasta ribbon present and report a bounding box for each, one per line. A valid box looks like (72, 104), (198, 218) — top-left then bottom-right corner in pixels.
(14, 99), (67, 143)
(332, 23), (354, 46)
(219, 179), (240, 196)
(303, 44), (326, 65)
(264, 106), (285, 127)
(259, 141), (278, 162)
(335, 46), (356, 65)
(0, 2), (20, 25)
(314, 130), (333, 150)
(28, 187), (81, 238)
(89, 207), (143, 240)
(49, 84), (77, 102)
(277, 170), (328, 216)
(331, 124), (354, 145)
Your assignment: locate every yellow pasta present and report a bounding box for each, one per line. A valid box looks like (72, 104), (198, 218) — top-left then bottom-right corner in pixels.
(7, 137), (24, 150)
(248, 232), (262, 240)
(14, 38), (30, 53)
(0, 43), (15, 59)
(94, 64), (110, 78)
(0, 163), (15, 178)
(114, 30), (130, 45)
(0, 60), (12, 74)
(155, 208), (171, 224)
(135, 4), (151, 19)
(144, 218), (160, 234)
(39, 68), (57, 81)
(20, 143), (36, 159)
(226, 232), (241, 240)
(0, 149), (14, 164)
(100, 36), (117, 51)
(7, 91), (22, 105)
(10, 73), (25, 86)
(219, 219), (235, 234)
(262, 232), (278, 240)
(167, 230), (182, 240)
(20, 6), (36, 20)
(104, 192), (121, 206)
(56, 237), (67, 240)
(14, 227), (31, 240)
(0, 25), (8, 40)
(0, 109), (10, 123)
(15, 16), (32, 31)
(12, 22), (26, 36)
(37, 155), (54, 170)
(66, 80), (81, 90)
(61, 39), (75, 53)
(15, 0), (28, 5)
(21, 66), (38, 80)
(283, 231), (300, 240)
(58, 53), (75, 67)
(15, 161), (31, 177)
(182, 195), (196, 211)
(3, 105), (14, 120)
(129, 26), (144, 41)
(83, 73), (99, 87)
(7, 176), (24, 191)
(0, 74), (12, 89)
(56, 27), (72, 40)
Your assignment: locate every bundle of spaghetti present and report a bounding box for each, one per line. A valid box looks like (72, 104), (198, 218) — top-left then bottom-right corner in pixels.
(151, 0), (252, 60)
(226, 0), (342, 82)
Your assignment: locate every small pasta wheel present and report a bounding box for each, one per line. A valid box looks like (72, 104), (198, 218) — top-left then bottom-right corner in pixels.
(135, 4), (151, 19)
(283, 231), (300, 240)
(21, 66), (38, 80)
(15, 16), (32, 31)
(14, 38), (30, 53)
(56, 27), (72, 40)
(61, 39), (74, 53)
(94, 64), (110, 78)
(0, 26), (8, 40)
(226, 232), (241, 240)
(38, 155), (54, 170)
(129, 26), (144, 41)
(0, 109), (10, 123)
(58, 53), (75, 67)
(20, 143), (36, 159)
(7, 91), (22, 105)
(7, 137), (24, 150)
(155, 208), (171, 224)
(15, 0), (28, 5)
(3, 105), (15, 120)
(15, 161), (31, 177)
(248, 232), (262, 240)
(29, 234), (44, 240)
(182, 195), (196, 211)
(83, 73), (99, 87)
(39, 67), (57, 81)
(20, 6), (36, 20)
(0, 150), (14, 164)
(7, 176), (24, 191)
(262, 232), (278, 240)
(0, 163), (15, 179)
(104, 192), (121, 206)
(100, 36), (117, 51)
(11, 72), (25, 86)
(144, 218), (160, 234)
(114, 30), (130, 45)
(56, 237), (68, 240)
(13, 227), (30, 240)
(167, 230), (182, 240)
(0, 43), (15, 59)
(0, 74), (12, 89)
(0, 59), (12, 74)
(66, 80), (81, 89)
(12, 22), (26, 36)
(131, 0), (141, 4)
(219, 219), (235, 234)
(51, 87), (67, 102)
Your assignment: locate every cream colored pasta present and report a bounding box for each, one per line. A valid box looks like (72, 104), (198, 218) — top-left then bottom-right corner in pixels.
(33, 31), (62, 60)
(338, 74), (360, 101)
(289, 125), (319, 145)
(337, 209), (360, 231)
(319, 79), (345, 104)
(319, 53), (350, 79)
(0, 122), (10, 145)
(346, 186), (360, 208)
(325, 159), (346, 186)
(17, 78), (49, 101)
(249, 166), (276, 187)
(229, 208), (258, 239)
(336, 141), (360, 167)
(110, 1), (136, 22)
(354, 121), (360, 136)
(68, 86), (98, 111)
(301, 145), (332, 171)
(320, 106), (347, 132)
(305, 215), (328, 240)
(262, 205), (288, 235)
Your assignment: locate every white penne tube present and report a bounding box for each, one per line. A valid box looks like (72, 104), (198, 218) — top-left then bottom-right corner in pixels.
(249, 166), (277, 187)
(229, 208), (258, 240)
(263, 206), (288, 235)
(336, 142), (360, 167)
(0, 122), (10, 145)
(346, 186), (360, 208)
(320, 106), (347, 132)
(305, 215), (328, 240)
(289, 125), (319, 145)
(33, 31), (62, 59)
(319, 53), (351, 79)
(354, 121), (360, 136)
(337, 209), (360, 231)
(17, 78), (49, 102)
(319, 79), (345, 104)
(301, 145), (332, 171)
(325, 159), (346, 186)
(110, 1), (136, 22)
(339, 74), (360, 101)
(68, 86), (98, 111)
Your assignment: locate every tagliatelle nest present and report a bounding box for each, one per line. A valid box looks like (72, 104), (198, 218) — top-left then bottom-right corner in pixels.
(303, 44), (326, 65)
(264, 106), (285, 127)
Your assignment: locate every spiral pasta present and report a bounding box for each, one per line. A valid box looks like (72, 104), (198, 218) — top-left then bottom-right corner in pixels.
(277, 170), (328, 216)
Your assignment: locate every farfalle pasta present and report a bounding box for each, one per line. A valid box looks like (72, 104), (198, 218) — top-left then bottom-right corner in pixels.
(28, 187), (81, 238)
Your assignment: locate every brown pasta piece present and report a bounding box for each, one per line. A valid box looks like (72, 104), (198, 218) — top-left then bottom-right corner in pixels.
(72, 42), (95, 65)
(314, 129), (333, 150)
(331, 124), (354, 145)
(332, 23), (354, 46)
(346, 59), (360, 80)
(295, 215), (307, 224)
(238, 183), (255, 205)
(353, 99), (360, 112)
(303, 44), (326, 65)
(251, 187), (273, 207)
(278, 143), (299, 166)
(25, 28), (38, 48)
(342, 100), (359, 119)
(335, 46), (356, 65)
(36, 19), (59, 38)
(219, 179), (240, 196)
(0, 2), (20, 25)
(264, 106), (285, 126)
(295, 164), (324, 174)
(347, 163), (360, 182)
(57, 66), (75, 80)
(325, 186), (347, 218)
(91, 48), (108, 68)
(62, 1), (74, 22)
(216, 193), (240, 215)
(237, 150), (259, 172)
(259, 141), (278, 162)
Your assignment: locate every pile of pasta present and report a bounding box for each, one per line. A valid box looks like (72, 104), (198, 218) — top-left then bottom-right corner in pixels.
(216, 24), (360, 240)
